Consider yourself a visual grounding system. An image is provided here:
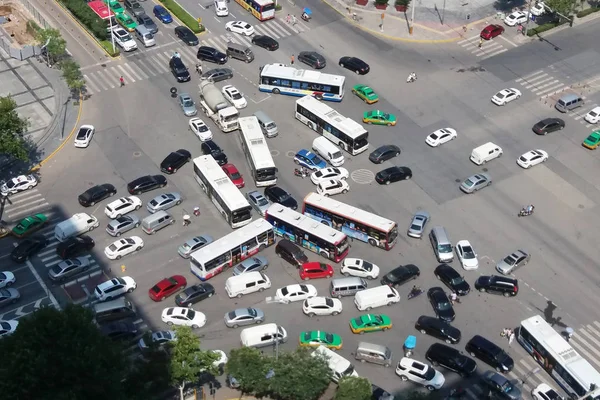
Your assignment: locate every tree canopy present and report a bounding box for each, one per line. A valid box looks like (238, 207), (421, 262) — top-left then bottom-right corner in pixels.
(545, 0), (575, 17)
(335, 376), (372, 400)
(0, 95), (29, 161)
(35, 28), (67, 59)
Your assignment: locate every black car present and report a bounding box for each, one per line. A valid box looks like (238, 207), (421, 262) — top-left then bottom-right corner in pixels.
(369, 145), (401, 164)
(169, 57), (190, 82)
(339, 56), (370, 75)
(375, 166), (412, 185)
(136, 13), (158, 33)
(415, 315), (461, 344)
(434, 264), (470, 296)
(532, 117), (565, 135)
(160, 149), (191, 174)
(197, 46), (227, 64)
(427, 287), (455, 322)
(56, 235), (95, 259)
(201, 140), (227, 165)
(465, 335), (514, 373)
(175, 283), (215, 307)
(174, 26), (198, 46)
(425, 343), (477, 377)
(127, 174), (167, 195)
(474, 275), (518, 297)
(100, 319), (138, 341)
(78, 183), (117, 207)
(371, 384), (395, 400)
(298, 51), (326, 69)
(251, 35), (279, 51)
(264, 186), (298, 210)
(380, 264), (420, 287)
(200, 68), (233, 82)
(11, 235), (48, 263)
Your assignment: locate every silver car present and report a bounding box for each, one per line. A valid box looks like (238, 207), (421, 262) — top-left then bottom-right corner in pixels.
(0, 288), (20, 308)
(407, 210), (430, 239)
(178, 93), (197, 117)
(247, 190), (270, 217)
(232, 256), (269, 275)
(106, 214), (140, 237)
(147, 192), (182, 213)
(460, 173), (492, 194)
(138, 330), (177, 350)
(496, 250), (530, 275)
(177, 235), (214, 258)
(48, 257), (91, 281)
(224, 307), (265, 328)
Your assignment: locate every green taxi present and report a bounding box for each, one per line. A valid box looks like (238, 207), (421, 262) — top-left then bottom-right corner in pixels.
(583, 130), (600, 150)
(106, 0), (125, 15)
(352, 84), (379, 104)
(299, 330), (342, 350)
(12, 213), (48, 238)
(349, 314), (392, 334)
(116, 12), (137, 31)
(363, 110), (397, 126)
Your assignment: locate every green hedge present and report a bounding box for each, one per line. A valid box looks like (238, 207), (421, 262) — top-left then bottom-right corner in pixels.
(577, 7), (600, 18)
(526, 21), (562, 36)
(158, 0), (202, 33)
(99, 40), (120, 57)
(57, 0), (107, 40)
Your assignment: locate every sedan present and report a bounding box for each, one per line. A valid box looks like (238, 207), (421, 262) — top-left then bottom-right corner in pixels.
(10, 235), (47, 263)
(375, 166), (412, 185)
(104, 196), (142, 219)
(251, 34), (278, 51)
(460, 173), (491, 194)
(78, 183), (117, 207)
(298, 51), (326, 69)
(407, 211), (430, 239)
(310, 167), (349, 185)
(104, 236), (144, 260)
(0, 272), (16, 288)
(175, 283), (215, 307)
(532, 118), (565, 135)
(200, 68), (233, 82)
(0, 174), (37, 196)
(11, 213), (48, 238)
(0, 320), (18, 338)
(363, 110), (396, 126)
(380, 264), (420, 287)
(496, 250), (530, 275)
(415, 315), (461, 344)
(0, 289), (20, 308)
(352, 84), (378, 104)
(73, 124), (95, 148)
(116, 12), (137, 31)
(275, 284), (317, 302)
(178, 93), (197, 117)
(149, 275), (187, 301)
(300, 262), (334, 280)
(480, 24), (504, 39)
(232, 256), (269, 275)
(368, 145), (400, 164)
(426, 128), (457, 147)
(201, 140), (228, 165)
(427, 287), (455, 322)
(531, 383), (564, 400)
(531, 1), (546, 15)
(339, 56), (369, 74)
(302, 296), (342, 317)
(584, 106), (600, 124)
(189, 117), (213, 141)
(299, 330), (342, 350)
(294, 149), (326, 170)
(174, 26), (198, 45)
(504, 10), (529, 26)
(177, 235), (214, 258)
(224, 307), (265, 328)
(225, 20), (255, 36)
(160, 149), (191, 174)
(583, 131), (600, 150)
(491, 88), (521, 106)
(222, 164), (244, 188)
(517, 149), (548, 169)
(138, 330), (177, 350)
(153, 5), (172, 23)
(136, 13), (158, 33)
(317, 179), (349, 197)
(56, 236), (95, 259)
(106, 214), (140, 237)
(247, 190), (270, 216)
(222, 85), (247, 109)
(350, 314), (392, 334)
(48, 257), (91, 281)
(455, 240), (478, 270)
(146, 192), (182, 213)
(161, 307), (206, 328)
(481, 371), (521, 400)
(264, 186), (298, 210)
(341, 258), (379, 279)
(94, 276), (137, 301)
(434, 264), (470, 296)
(127, 174), (167, 194)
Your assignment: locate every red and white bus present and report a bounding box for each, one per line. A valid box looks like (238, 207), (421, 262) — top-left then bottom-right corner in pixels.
(234, 0), (275, 21)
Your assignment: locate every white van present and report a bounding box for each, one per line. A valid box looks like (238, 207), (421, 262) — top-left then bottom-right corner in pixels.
(54, 213), (99, 242)
(214, 0), (228, 16)
(240, 323), (287, 348)
(225, 271), (271, 298)
(354, 285), (400, 311)
(313, 137), (345, 166)
(312, 345), (359, 383)
(470, 142), (502, 165)
(134, 25), (155, 47)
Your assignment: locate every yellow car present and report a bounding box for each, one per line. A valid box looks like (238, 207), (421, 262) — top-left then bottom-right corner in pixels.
(363, 110), (397, 126)
(349, 314), (392, 334)
(582, 130), (600, 150)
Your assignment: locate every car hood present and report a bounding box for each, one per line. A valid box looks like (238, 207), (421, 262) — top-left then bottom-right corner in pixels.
(279, 197), (298, 209)
(453, 280), (470, 295)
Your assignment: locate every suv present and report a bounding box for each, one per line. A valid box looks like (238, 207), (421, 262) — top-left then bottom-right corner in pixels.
(264, 186), (298, 210)
(415, 315), (461, 344)
(465, 335), (514, 373)
(100, 319), (138, 341)
(425, 343), (477, 377)
(474, 275), (518, 297)
(201, 140), (227, 165)
(56, 235), (95, 259)
(95, 277), (137, 301)
(197, 46), (227, 64)
(298, 51), (326, 69)
(170, 57), (190, 82)
(124, 0), (145, 16)
(112, 27), (137, 52)
(395, 357), (445, 390)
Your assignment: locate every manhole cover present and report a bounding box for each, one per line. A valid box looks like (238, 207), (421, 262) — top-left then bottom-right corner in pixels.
(455, 178), (461, 183)
(286, 151), (296, 158)
(482, 168), (488, 172)
(351, 169), (375, 184)
(133, 151), (142, 158)
(271, 150), (280, 157)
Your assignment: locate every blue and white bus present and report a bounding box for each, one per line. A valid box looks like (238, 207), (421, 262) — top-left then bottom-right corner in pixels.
(258, 64), (345, 102)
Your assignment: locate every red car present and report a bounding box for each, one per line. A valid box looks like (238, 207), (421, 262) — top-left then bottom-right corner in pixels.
(299, 262), (334, 280)
(480, 24), (504, 40)
(148, 275), (187, 301)
(222, 164), (245, 188)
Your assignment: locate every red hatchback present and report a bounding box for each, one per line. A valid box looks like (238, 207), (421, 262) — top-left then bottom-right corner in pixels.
(148, 275), (187, 301)
(222, 164), (245, 188)
(480, 24), (504, 40)
(300, 262), (334, 280)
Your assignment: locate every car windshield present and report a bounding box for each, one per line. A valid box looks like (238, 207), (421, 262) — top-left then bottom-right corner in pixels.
(462, 246), (475, 258)
(383, 113), (390, 119)
(324, 298), (334, 307)
(464, 178), (475, 187)
(231, 92), (242, 100)
(496, 92), (506, 99)
(278, 192), (290, 201)
(197, 124), (208, 132)
(227, 311), (237, 320)
(247, 308), (257, 317)
(108, 244), (118, 251)
(410, 223), (422, 230)
(437, 300), (452, 310)
(500, 381), (513, 392)
(450, 277), (464, 285)
(256, 197), (268, 206)
(77, 130), (87, 139)
(503, 255), (517, 266)
(308, 154), (323, 164)
(362, 261), (373, 271)
(352, 317), (362, 326)
(325, 333), (334, 343)
(422, 367), (436, 381)
(182, 99), (193, 107)
(280, 287), (289, 296)
(186, 309), (195, 319)
(230, 171), (241, 179)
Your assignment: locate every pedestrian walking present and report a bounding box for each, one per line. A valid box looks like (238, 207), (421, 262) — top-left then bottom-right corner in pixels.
(478, 38), (483, 49)
(508, 331), (515, 346)
(183, 214), (191, 226)
(291, 54), (294, 65)
(450, 292), (457, 305)
(119, 76), (125, 87)
(565, 327), (574, 342)
(292, 14), (297, 25)
(286, 14), (291, 23)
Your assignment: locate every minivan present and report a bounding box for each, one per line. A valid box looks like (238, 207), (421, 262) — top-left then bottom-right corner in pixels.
(254, 111), (278, 137)
(465, 335), (514, 372)
(94, 298), (136, 323)
(240, 323), (287, 348)
(429, 226), (453, 263)
(330, 277), (368, 298)
(225, 271), (271, 298)
(470, 142), (502, 165)
(227, 42), (254, 63)
(275, 239), (308, 267)
(134, 25), (155, 47)
(312, 345), (358, 382)
(141, 210), (174, 234)
(354, 342), (393, 367)
(313, 137), (345, 167)
(197, 46), (227, 64)
(354, 285), (400, 311)
(555, 93), (584, 113)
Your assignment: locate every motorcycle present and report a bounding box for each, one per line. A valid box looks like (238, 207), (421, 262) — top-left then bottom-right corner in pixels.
(518, 205), (535, 217)
(294, 168), (308, 178)
(406, 73), (417, 83)
(407, 287), (424, 300)
(193, 207), (201, 217)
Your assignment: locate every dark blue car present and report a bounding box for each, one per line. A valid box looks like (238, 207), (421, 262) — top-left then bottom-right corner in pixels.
(153, 5), (173, 23)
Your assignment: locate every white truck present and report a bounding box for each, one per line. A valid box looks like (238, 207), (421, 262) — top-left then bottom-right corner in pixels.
(198, 81), (239, 132)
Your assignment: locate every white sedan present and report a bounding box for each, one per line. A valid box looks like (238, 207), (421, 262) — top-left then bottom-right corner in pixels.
(189, 117), (213, 141)
(0, 174), (38, 196)
(73, 124), (95, 148)
(310, 167), (349, 185)
(222, 85), (247, 109)
(584, 106), (600, 124)
(104, 236), (144, 260)
(161, 307), (206, 328)
(531, 2), (545, 16)
(275, 284), (317, 303)
(425, 128), (457, 147)
(531, 383), (562, 400)
(517, 149), (548, 169)
(341, 258), (380, 279)
(225, 21), (255, 36)
(455, 240), (479, 270)
(317, 179), (349, 197)
(104, 196), (142, 219)
(0, 271), (16, 289)
(491, 88), (521, 106)
(302, 296), (343, 317)
(94, 276), (137, 301)
(0, 320), (19, 338)
(504, 11), (529, 26)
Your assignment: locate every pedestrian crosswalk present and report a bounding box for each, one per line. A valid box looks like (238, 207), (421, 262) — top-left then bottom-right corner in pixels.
(515, 70), (568, 97)
(573, 103), (598, 129)
(457, 35), (508, 60)
(2, 189), (50, 222)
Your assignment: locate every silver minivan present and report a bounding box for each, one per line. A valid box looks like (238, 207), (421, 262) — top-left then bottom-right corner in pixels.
(330, 277), (367, 298)
(94, 298), (136, 323)
(555, 94), (584, 113)
(141, 210), (174, 234)
(354, 342), (393, 367)
(226, 42), (254, 63)
(254, 111), (278, 137)
(134, 25), (155, 47)
(429, 226), (453, 262)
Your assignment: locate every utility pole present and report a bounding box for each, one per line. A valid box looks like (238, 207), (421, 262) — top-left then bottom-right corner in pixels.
(524, 0), (534, 36)
(409, 1), (415, 34)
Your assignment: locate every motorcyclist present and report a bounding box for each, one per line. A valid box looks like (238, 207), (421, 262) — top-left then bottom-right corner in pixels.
(527, 204), (535, 214)
(410, 285), (421, 295)
(407, 72), (417, 82)
(450, 292), (458, 304)
(195, 63), (203, 74)
(301, 11), (309, 20)
(173, 51), (181, 59)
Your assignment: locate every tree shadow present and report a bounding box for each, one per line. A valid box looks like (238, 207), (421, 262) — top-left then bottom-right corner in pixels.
(492, 0), (526, 12)
(0, 136), (44, 181)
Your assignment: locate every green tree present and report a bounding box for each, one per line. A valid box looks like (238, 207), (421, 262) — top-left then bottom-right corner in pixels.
(59, 59), (86, 98)
(398, 390), (438, 399)
(124, 348), (172, 400)
(544, 0), (574, 17)
(35, 28), (67, 61)
(0, 95), (29, 161)
(335, 376), (372, 400)
(268, 348), (331, 400)
(226, 346), (271, 396)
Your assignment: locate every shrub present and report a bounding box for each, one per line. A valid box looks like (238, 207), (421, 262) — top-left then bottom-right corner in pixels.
(375, 0), (389, 4)
(275, 3), (282, 10)
(158, 0), (202, 33)
(57, 0), (108, 40)
(577, 7), (600, 18)
(26, 20), (41, 35)
(99, 40), (120, 57)
(395, 0), (410, 5)
(526, 22), (560, 36)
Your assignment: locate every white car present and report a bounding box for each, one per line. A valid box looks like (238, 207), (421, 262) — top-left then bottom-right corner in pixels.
(211, 349), (228, 369)
(531, 383), (564, 400)
(491, 88), (521, 106)
(275, 284), (317, 302)
(395, 357), (445, 390)
(222, 85), (247, 109)
(225, 21), (255, 36)
(584, 106), (600, 124)
(425, 128), (457, 147)
(104, 196), (142, 219)
(504, 11), (529, 26)
(74, 125), (95, 148)
(94, 276), (137, 301)
(0, 320), (18, 338)
(0, 174), (38, 196)
(214, 0), (228, 16)
(104, 236), (144, 260)
(310, 167), (349, 185)
(517, 149), (548, 169)
(302, 296), (343, 317)
(112, 27), (137, 52)
(189, 117), (213, 141)
(161, 307), (207, 328)
(0, 271), (16, 289)
(531, 2), (546, 16)
(455, 240), (478, 270)
(341, 258), (380, 279)
(317, 179), (349, 197)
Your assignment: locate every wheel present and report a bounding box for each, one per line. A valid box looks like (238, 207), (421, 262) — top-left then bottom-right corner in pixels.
(324, 193), (329, 197)
(192, 324), (199, 329)
(110, 191), (115, 197)
(386, 181), (390, 185)
(134, 223), (140, 228)
(387, 302), (393, 306)
(339, 62), (344, 67)
(387, 123), (392, 126)
(257, 319), (263, 324)
(342, 189), (348, 194)
(517, 95), (521, 99)
(367, 121), (372, 125)
(272, 88), (280, 94)
(431, 360), (439, 366)
(420, 329), (426, 334)
(366, 306), (372, 311)
(167, 321), (173, 326)
(343, 272), (350, 277)
(303, 277), (310, 281)
(161, 183), (166, 188)
(232, 324), (238, 329)
(359, 330), (365, 335)
(90, 201), (95, 206)
(116, 232), (121, 237)
(106, 296), (113, 301)
(368, 238), (377, 246)
(503, 291), (511, 297)
(294, 159), (299, 165)
(496, 366), (503, 372)
(487, 181), (492, 186)
(355, 70), (360, 74)
(479, 288), (486, 292)
(237, 293), (242, 298)
(360, 359), (365, 363)
(436, 274), (440, 280)
(160, 296), (165, 301)
(308, 312), (315, 317)
(173, 168), (178, 173)
(226, 26), (231, 31)
(426, 386), (435, 391)
(258, 287), (264, 292)
(116, 213), (122, 219)
(396, 152), (400, 156)
(532, 395), (539, 400)
(469, 351), (476, 357)
(400, 376), (408, 381)
(116, 255), (121, 260)
(332, 311), (339, 316)
(136, 246), (142, 251)
(526, 164), (531, 169)
(445, 339), (452, 344)
(405, 175), (411, 180)
(176, 200), (181, 205)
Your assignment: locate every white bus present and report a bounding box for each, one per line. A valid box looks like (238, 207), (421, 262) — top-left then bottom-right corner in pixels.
(295, 96), (369, 155)
(258, 64), (346, 102)
(238, 116), (278, 187)
(518, 315), (600, 398)
(190, 219), (275, 281)
(192, 155), (252, 228)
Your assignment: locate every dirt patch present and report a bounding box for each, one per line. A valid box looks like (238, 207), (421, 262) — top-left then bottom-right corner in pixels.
(0, 3), (37, 47)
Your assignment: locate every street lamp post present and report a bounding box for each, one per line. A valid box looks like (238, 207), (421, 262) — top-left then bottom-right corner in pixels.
(410, 1), (416, 34)
(265, 295), (289, 360)
(524, 0), (534, 36)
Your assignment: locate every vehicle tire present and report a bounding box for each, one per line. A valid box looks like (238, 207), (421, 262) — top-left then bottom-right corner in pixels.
(319, 251), (328, 259)
(332, 311), (339, 316)
(368, 238), (377, 246)
(436, 274), (440, 280)
(396, 152), (401, 156)
(258, 287), (264, 292)
(517, 95), (521, 99)
(127, 288), (134, 293)
(445, 339), (452, 344)
(487, 181), (492, 186)
(160, 296), (165, 301)
(426, 386), (435, 391)
(406, 175), (411, 180)
(343, 272), (350, 277)
(110, 191), (116, 197)
(232, 324), (238, 329)
(237, 293), (242, 298)
(116, 231), (121, 237)
(116, 255), (121, 260)
(136, 246), (142, 251)
(360, 359), (365, 363)
(257, 319), (263, 324)
(308, 312), (315, 317)
(90, 201), (95, 206)
(431, 360), (439, 366)
(186, 303), (192, 308)
(272, 88), (280, 94)
(294, 159), (299, 164)
(339, 62), (344, 67)
(503, 291), (511, 297)
(176, 200), (181, 206)
(167, 321), (173, 326)
(161, 183), (166, 188)
(134, 223), (140, 228)
(89, 225), (95, 231)
(226, 26), (231, 31)
(386, 180), (390, 185)
(116, 213), (122, 219)
(387, 302), (393, 307)
(387, 123), (392, 126)
(496, 366), (503, 372)
(359, 331), (365, 335)
(324, 193), (329, 197)
(420, 329), (427, 334)
(480, 288), (486, 292)
(526, 164), (531, 169)
(303, 277), (309, 281)
(173, 168), (178, 173)
(367, 121), (372, 125)
(400, 376), (408, 382)
(469, 351), (476, 357)
(259, 244), (266, 251)
(366, 306), (372, 311)
(342, 189), (348, 194)
(192, 324), (199, 329)
(355, 70), (360, 75)
(532, 396), (539, 400)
